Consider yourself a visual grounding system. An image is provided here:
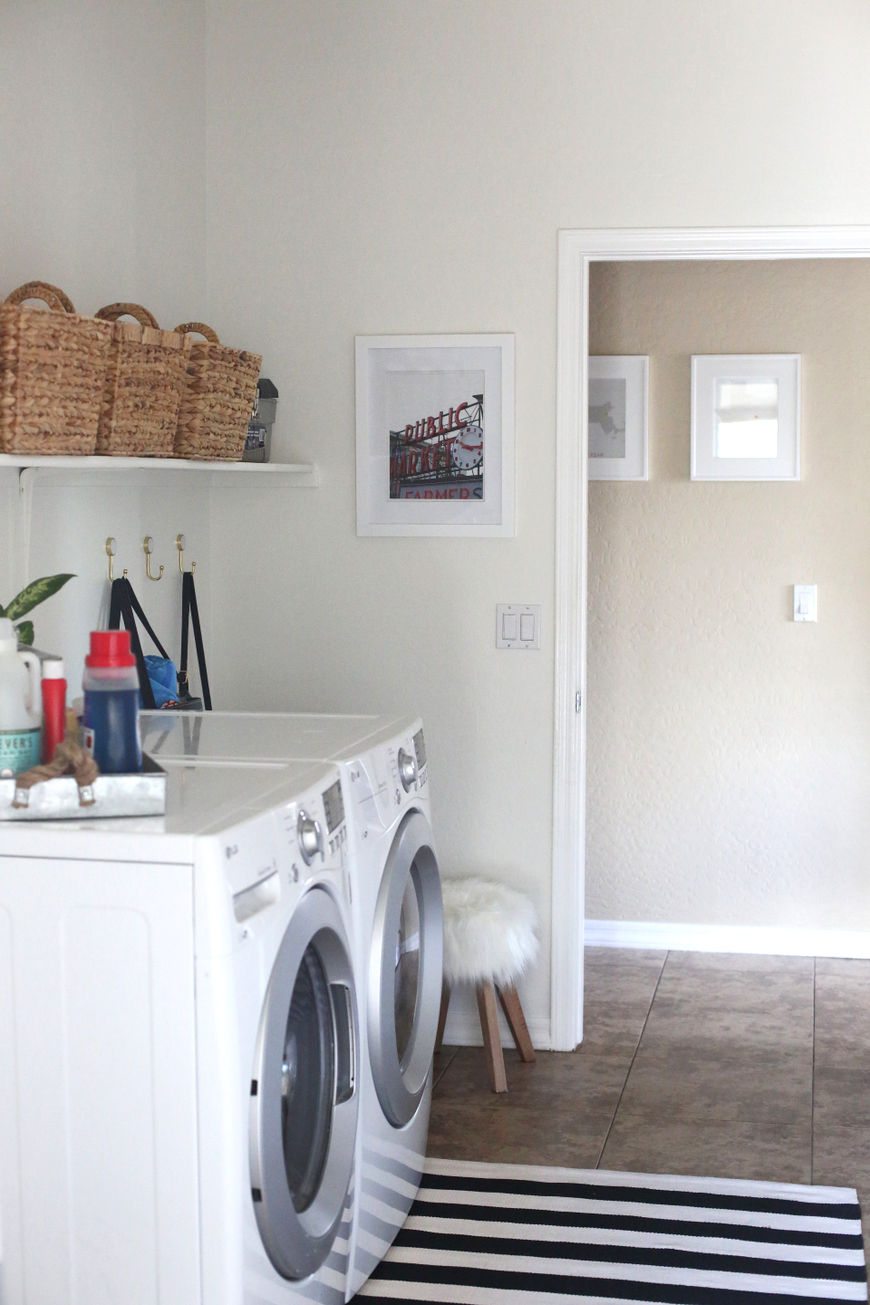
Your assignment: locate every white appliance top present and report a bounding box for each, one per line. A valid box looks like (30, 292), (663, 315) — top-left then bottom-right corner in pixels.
(0, 751), (337, 864)
(140, 711), (413, 765)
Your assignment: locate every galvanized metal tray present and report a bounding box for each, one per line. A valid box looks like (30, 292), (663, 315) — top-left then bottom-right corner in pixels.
(0, 753), (166, 821)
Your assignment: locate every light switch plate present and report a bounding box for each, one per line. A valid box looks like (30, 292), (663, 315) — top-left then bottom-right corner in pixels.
(793, 584), (817, 622)
(497, 604), (541, 649)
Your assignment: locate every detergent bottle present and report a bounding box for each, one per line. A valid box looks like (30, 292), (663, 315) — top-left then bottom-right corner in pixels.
(0, 618), (42, 776)
(82, 630), (142, 774)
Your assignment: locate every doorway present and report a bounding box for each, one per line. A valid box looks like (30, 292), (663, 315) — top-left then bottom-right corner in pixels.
(551, 227), (870, 1051)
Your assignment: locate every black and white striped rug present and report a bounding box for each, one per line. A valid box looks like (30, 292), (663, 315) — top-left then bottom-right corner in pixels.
(355, 1157), (866, 1303)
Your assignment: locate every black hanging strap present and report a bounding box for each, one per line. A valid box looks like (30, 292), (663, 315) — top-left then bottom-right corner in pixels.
(108, 577), (158, 710)
(179, 570), (212, 711)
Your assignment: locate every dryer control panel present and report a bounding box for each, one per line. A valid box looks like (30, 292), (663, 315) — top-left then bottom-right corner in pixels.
(277, 778), (348, 886)
(344, 722), (429, 845)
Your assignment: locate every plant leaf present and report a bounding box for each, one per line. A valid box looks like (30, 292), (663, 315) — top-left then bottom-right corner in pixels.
(14, 621), (34, 646)
(5, 574), (75, 620)
(0, 604), (5, 618)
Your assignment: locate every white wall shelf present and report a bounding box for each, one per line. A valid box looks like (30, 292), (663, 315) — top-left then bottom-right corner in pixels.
(0, 454), (318, 487)
(0, 456), (318, 593)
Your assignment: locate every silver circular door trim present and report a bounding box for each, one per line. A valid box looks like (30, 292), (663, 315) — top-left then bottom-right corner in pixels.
(249, 885), (359, 1281)
(368, 808), (443, 1128)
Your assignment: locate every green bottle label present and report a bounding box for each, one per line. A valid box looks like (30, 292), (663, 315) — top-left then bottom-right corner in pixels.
(0, 728), (41, 776)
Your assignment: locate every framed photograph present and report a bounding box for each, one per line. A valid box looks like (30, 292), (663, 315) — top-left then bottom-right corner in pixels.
(587, 356), (648, 481)
(691, 353), (800, 481)
(356, 334), (515, 536)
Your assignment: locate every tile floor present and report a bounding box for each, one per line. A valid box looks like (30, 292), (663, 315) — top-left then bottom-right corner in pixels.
(428, 948), (870, 1213)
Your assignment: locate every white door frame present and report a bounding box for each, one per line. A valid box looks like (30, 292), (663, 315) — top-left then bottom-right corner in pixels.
(551, 225), (870, 1052)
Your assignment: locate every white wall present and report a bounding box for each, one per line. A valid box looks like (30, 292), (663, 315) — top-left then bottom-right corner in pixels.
(6, 1), (870, 1040)
(0, 0), (211, 688)
(203, 0), (870, 1039)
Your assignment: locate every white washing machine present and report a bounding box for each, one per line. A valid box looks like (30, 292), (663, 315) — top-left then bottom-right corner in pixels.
(0, 744), (361, 1305)
(140, 713), (444, 1301)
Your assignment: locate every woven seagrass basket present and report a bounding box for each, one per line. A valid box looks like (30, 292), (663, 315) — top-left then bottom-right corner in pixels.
(94, 303), (192, 457)
(173, 322), (262, 461)
(0, 282), (113, 455)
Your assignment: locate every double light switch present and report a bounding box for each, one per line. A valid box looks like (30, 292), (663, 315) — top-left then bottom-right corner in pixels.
(497, 604), (541, 649)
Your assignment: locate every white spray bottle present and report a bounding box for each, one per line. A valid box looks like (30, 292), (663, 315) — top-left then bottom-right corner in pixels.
(0, 618), (42, 776)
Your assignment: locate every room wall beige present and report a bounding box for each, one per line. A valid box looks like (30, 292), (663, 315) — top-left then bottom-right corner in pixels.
(587, 259), (870, 929)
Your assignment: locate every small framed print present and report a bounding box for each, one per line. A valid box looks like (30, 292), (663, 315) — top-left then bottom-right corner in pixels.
(691, 354), (800, 481)
(588, 356), (648, 481)
(356, 334), (515, 536)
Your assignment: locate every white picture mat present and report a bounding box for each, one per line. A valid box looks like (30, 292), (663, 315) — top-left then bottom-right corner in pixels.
(691, 354), (801, 481)
(588, 356), (648, 481)
(356, 334), (515, 536)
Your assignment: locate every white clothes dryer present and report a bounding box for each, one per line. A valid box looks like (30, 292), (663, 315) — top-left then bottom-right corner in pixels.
(140, 713), (444, 1301)
(0, 745), (361, 1305)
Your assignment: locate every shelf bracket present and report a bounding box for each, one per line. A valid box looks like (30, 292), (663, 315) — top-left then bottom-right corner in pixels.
(13, 468), (34, 595)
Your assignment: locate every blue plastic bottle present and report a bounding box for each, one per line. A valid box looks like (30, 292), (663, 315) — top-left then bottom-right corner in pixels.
(82, 630), (142, 774)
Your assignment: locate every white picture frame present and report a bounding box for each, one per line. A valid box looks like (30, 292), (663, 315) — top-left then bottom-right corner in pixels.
(691, 353), (801, 481)
(587, 356), (648, 481)
(355, 334), (515, 537)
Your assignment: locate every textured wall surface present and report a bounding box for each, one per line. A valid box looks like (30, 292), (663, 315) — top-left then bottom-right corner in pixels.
(6, 2), (870, 1036)
(203, 0), (870, 1034)
(0, 0), (212, 690)
(587, 259), (870, 928)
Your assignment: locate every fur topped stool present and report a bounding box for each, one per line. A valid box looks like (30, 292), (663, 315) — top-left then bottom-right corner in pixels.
(437, 876), (538, 1093)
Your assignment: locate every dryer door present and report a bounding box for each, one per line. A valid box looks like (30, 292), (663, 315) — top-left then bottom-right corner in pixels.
(368, 809), (443, 1128)
(249, 886), (359, 1281)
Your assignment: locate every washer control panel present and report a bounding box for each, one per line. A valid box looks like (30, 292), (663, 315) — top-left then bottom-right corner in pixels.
(386, 727), (428, 809)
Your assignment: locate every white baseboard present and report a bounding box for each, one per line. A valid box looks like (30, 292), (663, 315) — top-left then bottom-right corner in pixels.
(441, 985), (551, 1051)
(441, 1013), (551, 1051)
(585, 919), (870, 959)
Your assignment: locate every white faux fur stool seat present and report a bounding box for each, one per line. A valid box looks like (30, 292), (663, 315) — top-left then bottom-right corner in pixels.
(437, 876), (538, 1093)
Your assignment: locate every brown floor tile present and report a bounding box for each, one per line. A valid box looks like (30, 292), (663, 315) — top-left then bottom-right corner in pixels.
(426, 949), (870, 1205)
(816, 958), (870, 988)
(665, 952), (814, 976)
(600, 1117), (812, 1184)
(813, 1122), (870, 1196)
(813, 1066), (870, 1125)
(432, 1044), (458, 1088)
(433, 1045), (633, 1117)
(582, 948), (666, 1054)
(427, 1096), (612, 1169)
(815, 960), (870, 1068)
(616, 1047), (812, 1123)
(640, 955), (813, 1055)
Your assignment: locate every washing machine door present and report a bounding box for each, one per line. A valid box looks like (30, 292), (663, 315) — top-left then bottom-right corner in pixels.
(249, 885), (359, 1281)
(368, 808), (443, 1128)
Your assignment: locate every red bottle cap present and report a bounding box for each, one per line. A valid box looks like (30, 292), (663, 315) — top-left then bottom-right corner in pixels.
(85, 629), (136, 668)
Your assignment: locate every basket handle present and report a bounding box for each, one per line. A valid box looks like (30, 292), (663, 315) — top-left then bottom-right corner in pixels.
(175, 321), (220, 343)
(95, 302), (160, 329)
(4, 281), (75, 313)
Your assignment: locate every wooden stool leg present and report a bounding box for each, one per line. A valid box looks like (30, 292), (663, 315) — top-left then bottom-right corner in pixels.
(435, 980), (450, 1055)
(498, 984), (536, 1063)
(476, 982), (508, 1093)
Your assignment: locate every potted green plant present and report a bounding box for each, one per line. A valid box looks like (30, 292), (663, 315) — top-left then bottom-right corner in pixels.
(0, 574), (76, 646)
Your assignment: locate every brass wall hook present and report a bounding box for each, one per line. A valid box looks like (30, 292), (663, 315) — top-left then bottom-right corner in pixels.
(106, 538), (128, 580)
(143, 536), (164, 582)
(176, 533), (196, 575)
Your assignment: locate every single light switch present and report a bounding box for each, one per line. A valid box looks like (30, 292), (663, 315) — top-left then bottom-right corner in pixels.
(793, 584), (817, 622)
(497, 604), (542, 649)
